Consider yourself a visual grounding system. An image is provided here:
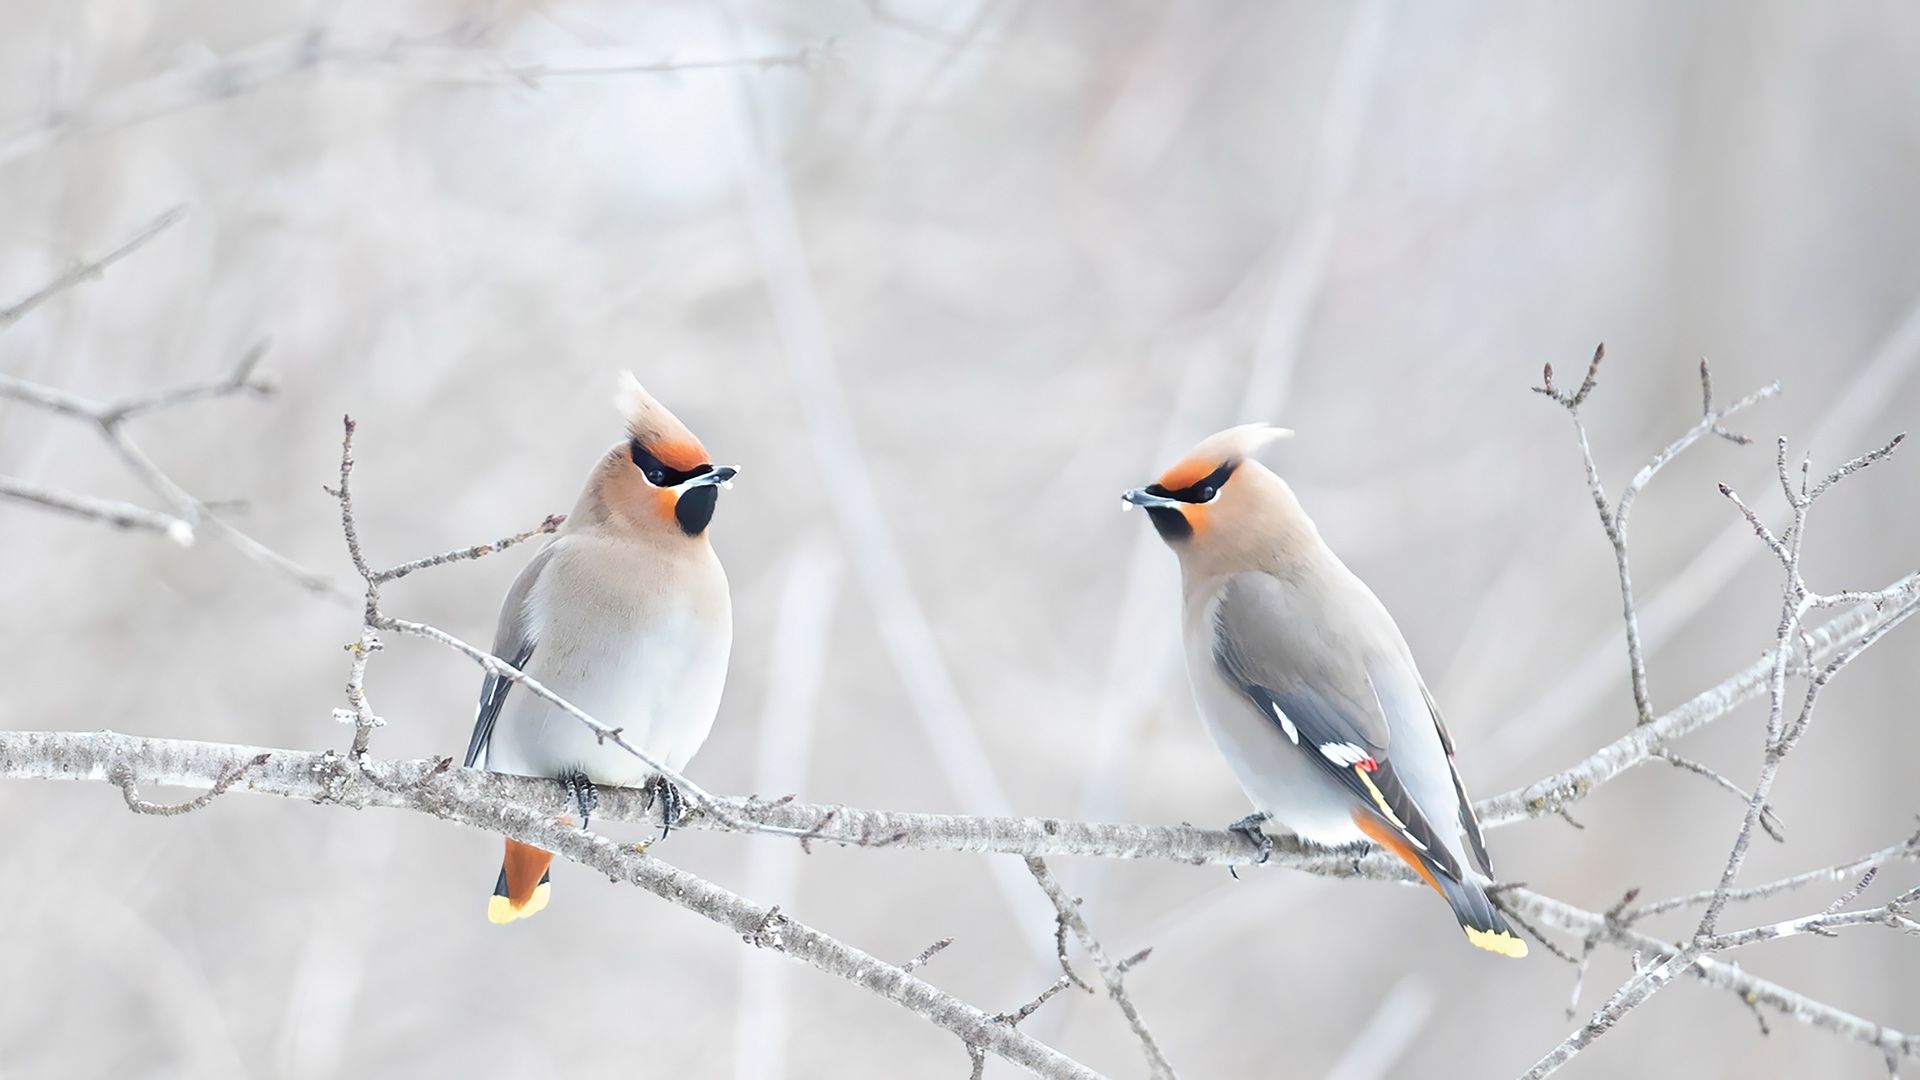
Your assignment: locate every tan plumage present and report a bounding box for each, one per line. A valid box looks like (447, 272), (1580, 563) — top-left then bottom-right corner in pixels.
(467, 374), (738, 924)
(1124, 425), (1524, 958)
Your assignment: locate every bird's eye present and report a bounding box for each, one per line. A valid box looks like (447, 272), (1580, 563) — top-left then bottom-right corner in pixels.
(646, 467), (666, 485)
(1199, 485), (1217, 502)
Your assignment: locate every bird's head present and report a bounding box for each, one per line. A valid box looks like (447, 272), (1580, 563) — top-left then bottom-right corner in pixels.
(591, 373), (739, 539)
(1122, 423), (1295, 557)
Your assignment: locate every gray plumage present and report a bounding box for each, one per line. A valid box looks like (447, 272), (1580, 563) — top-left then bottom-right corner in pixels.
(1127, 423), (1523, 957)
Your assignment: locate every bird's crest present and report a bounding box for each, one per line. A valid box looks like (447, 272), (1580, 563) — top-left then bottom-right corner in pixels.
(1156, 423), (1293, 490)
(615, 372), (708, 471)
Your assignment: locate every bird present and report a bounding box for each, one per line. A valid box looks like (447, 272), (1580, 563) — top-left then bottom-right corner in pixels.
(1121, 423), (1525, 958)
(464, 374), (738, 924)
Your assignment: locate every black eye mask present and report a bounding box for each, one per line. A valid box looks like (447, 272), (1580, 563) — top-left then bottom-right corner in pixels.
(1144, 460), (1237, 504)
(630, 440), (713, 488)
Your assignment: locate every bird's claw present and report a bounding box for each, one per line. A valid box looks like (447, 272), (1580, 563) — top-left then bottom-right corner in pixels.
(648, 774), (685, 841)
(561, 771), (599, 830)
(1227, 811), (1274, 872)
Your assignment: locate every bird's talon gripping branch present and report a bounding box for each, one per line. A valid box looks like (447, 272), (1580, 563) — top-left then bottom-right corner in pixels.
(562, 770), (599, 830)
(1227, 811), (1274, 865)
(650, 774), (687, 840)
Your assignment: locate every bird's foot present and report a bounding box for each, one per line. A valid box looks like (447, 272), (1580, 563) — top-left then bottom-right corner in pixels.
(1226, 811), (1274, 878)
(561, 771), (599, 830)
(647, 774), (685, 841)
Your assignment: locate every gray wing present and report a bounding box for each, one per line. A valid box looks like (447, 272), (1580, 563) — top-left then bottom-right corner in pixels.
(1423, 683), (1492, 875)
(463, 546), (553, 769)
(1211, 571), (1470, 882)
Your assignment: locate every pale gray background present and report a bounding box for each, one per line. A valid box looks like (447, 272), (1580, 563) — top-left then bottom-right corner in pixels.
(2, 2), (1917, 1077)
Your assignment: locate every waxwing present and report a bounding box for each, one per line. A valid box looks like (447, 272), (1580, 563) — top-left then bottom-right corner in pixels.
(465, 374), (737, 923)
(1123, 424), (1524, 958)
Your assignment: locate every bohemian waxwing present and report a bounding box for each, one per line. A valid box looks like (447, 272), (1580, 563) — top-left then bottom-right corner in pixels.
(464, 374), (737, 924)
(1122, 424), (1525, 958)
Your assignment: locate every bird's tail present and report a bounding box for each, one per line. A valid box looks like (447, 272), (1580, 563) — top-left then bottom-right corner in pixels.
(1432, 870), (1528, 958)
(487, 838), (554, 925)
(1354, 811), (1527, 958)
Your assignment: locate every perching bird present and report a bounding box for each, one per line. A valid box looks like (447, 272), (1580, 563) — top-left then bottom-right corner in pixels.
(464, 374), (737, 924)
(1122, 424), (1525, 958)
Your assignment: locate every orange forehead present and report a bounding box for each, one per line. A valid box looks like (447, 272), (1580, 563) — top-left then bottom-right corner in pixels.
(644, 437), (708, 472)
(1156, 455), (1219, 491)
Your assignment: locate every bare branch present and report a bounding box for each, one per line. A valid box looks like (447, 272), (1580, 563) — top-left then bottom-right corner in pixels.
(1024, 858), (1179, 1080)
(0, 475), (193, 543)
(0, 206), (187, 329)
(1652, 749), (1785, 842)
(110, 753), (269, 816)
(1, 340), (347, 598)
(1535, 346), (1779, 725)
(1697, 433), (1907, 940)
(902, 938), (956, 974)
(1632, 832), (1920, 919)
(1479, 587), (1918, 826)
(1, 730), (1912, 1068)
(1522, 425), (1913, 1076)
(372, 514), (566, 584)
(0, 731), (1100, 1080)
(0, 28), (826, 167)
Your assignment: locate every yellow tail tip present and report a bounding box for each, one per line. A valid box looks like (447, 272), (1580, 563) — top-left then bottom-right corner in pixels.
(1464, 924), (1528, 958)
(486, 881), (552, 925)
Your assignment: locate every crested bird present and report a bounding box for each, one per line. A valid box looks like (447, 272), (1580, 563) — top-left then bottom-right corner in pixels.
(465, 374), (738, 924)
(1122, 424), (1525, 958)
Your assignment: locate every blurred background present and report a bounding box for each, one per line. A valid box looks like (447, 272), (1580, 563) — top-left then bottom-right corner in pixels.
(2, 1), (1917, 1077)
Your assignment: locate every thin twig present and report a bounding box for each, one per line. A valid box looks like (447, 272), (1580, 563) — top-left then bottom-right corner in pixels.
(1632, 832), (1920, 920)
(1, 336), (345, 597)
(0, 206), (188, 329)
(109, 754), (269, 816)
(1652, 749), (1785, 842)
(1024, 858), (1179, 1080)
(1534, 346), (1779, 726)
(0, 28), (825, 166)
(902, 938), (956, 974)
(0, 475), (194, 543)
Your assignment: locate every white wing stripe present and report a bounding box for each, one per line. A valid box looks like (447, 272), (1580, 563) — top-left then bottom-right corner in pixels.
(1269, 702), (1300, 743)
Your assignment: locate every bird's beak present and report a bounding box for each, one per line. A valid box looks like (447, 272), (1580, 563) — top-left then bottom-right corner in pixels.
(1120, 487), (1180, 511)
(682, 465), (739, 491)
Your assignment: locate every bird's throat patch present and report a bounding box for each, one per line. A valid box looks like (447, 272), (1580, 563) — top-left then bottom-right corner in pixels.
(675, 484), (718, 536)
(1145, 505), (1192, 542)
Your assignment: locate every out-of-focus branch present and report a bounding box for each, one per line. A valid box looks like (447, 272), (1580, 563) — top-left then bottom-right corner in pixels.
(0, 474), (194, 544)
(0, 206), (187, 329)
(2, 212), (340, 594)
(0, 26), (827, 166)
(1024, 857), (1179, 1080)
(0, 730), (1098, 1080)
(721, 61), (1048, 944)
(1534, 346), (1779, 725)
(1, 329), (344, 596)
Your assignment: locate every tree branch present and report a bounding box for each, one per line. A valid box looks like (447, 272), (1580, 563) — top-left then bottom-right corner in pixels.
(1534, 346), (1779, 725)
(0, 206), (187, 329)
(2, 729), (1912, 1070)
(0, 730), (1101, 1080)
(1024, 857), (1180, 1080)
(0, 26), (828, 167)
